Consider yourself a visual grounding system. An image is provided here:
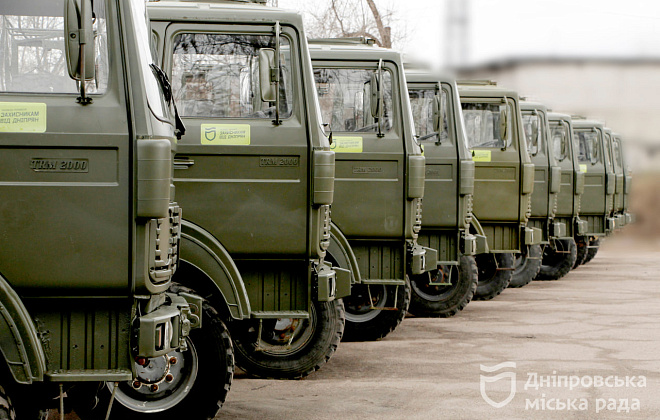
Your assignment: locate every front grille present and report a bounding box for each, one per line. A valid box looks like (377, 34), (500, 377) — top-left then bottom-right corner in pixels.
(149, 204), (181, 283)
(320, 204), (331, 251)
(413, 198), (423, 236)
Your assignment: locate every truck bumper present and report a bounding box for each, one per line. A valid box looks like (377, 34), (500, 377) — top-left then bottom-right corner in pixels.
(551, 221), (567, 239)
(409, 243), (436, 275)
(524, 227), (543, 246)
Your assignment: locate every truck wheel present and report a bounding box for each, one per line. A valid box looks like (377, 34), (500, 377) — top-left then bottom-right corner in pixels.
(341, 278), (411, 341)
(474, 253), (513, 300)
(509, 245), (542, 288)
(81, 301), (234, 420)
(408, 255), (478, 318)
(573, 236), (588, 268)
(582, 237), (601, 264)
(0, 385), (16, 420)
(231, 299), (345, 379)
(536, 238), (577, 280)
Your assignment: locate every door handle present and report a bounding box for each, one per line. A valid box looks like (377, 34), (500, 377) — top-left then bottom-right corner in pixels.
(174, 158), (195, 169)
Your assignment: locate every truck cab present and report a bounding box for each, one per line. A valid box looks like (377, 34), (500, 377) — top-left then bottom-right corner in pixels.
(0, 0), (218, 418)
(571, 118), (616, 265)
(613, 133), (633, 226)
(458, 81), (540, 299)
(406, 69), (479, 317)
(542, 112), (587, 278)
(148, 0), (348, 380)
(309, 38), (436, 341)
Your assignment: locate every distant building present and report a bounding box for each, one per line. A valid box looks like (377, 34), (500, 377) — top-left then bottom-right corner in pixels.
(457, 57), (660, 172)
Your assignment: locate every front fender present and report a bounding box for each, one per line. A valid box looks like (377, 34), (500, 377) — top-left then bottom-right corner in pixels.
(327, 223), (361, 284)
(178, 221), (251, 320)
(0, 274), (46, 384)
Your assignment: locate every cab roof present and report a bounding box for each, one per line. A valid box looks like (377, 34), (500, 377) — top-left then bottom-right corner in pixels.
(520, 101), (548, 113)
(404, 68), (458, 86)
(457, 81), (519, 100)
(147, 0), (303, 25)
(308, 38), (403, 63)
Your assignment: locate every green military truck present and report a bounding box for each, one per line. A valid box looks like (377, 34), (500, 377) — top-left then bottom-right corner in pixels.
(309, 38), (436, 340)
(606, 128), (626, 231)
(0, 0), (230, 418)
(508, 101), (562, 287)
(540, 112), (588, 279)
(148, 0), (350, 379)
(406, 69), (479, 317)
(572, 118), (616, 266)
(458, 81), (541, 300)
(613, 133), (633, 226)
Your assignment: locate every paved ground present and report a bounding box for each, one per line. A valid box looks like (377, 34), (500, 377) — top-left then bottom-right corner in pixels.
(219, 235), (660, 419)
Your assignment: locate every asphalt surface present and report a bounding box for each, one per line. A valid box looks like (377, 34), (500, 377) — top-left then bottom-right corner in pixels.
(219, 235), (660, 419)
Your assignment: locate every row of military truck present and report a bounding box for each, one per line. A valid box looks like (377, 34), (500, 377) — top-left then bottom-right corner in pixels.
(0, 0), (633, 418)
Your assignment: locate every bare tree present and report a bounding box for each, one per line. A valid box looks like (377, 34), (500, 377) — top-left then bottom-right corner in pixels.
(302, 0), (404, 49)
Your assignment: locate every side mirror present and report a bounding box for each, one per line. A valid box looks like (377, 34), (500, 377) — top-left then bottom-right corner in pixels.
(369, 72), (381, 118)
(432, 94), (443, 133)
(499, 106), (508, 143)
(258, 48), (277, 102)
(64, 0), (95, 81)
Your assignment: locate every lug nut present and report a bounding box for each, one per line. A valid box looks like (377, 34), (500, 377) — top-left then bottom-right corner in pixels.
(132, 381), (141, 389)
(165, 374), (174, 383)
(150, 384), (159, 392)
(169, 357), (178, 365)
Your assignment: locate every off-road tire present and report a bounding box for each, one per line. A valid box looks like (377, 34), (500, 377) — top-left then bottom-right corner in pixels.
(509, 245), (542, 288)
(232, 299), (345, 379)
(582, 237), (601, 264)
(536, 238), (577, 280)
(574, 236), (589, 268)
(342, 278), (411, 341)
(80, 299), (234, 420)
(408, 255), (478, 317)
(0, 385), (15, 420)
(474, 253), (514, 301)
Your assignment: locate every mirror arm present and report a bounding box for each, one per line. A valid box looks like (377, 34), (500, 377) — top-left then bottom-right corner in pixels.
(272, 21), (281, 126)
(77, 0), (92, 105)
(376, 59), (384, 138)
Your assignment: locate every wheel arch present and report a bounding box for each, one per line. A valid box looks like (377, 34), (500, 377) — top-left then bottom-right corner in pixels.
(327, 223), (361, 284)
(0, 274), (46, 385)
(177, 220), (251, 321)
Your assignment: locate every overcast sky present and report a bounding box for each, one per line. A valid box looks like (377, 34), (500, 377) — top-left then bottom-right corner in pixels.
(277, 0), (660, 67)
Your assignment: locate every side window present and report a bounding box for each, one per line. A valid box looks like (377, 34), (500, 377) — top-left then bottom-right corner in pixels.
(408, 87), (448, 143)
(171, 33), (293, 119)
(575, 130), (599, 164)
(0, 0), (108, 94)
(461, 101), (512, 149)
(522, 112), (540, 156)
(314, 67), (393, 133)
(550, 122), (568, 162)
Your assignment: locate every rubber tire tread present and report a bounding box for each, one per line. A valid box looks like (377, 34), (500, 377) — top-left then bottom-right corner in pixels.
(582, 237), (601, 264)
(82, 295), (234, 420)
(474, 253), (514, 301)
(509, 245), (542, 288)
(0, 385), (15, 420)
(408, 255), (478, 318)
(342, 277), (411, 342)
(536, 238), (577, 280)
(574, 236), (589, 268)
(232, 299), (345, 379)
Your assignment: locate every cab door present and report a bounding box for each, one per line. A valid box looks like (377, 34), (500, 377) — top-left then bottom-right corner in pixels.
(161, 23), (309, 259)
(0, 0), (131, 294)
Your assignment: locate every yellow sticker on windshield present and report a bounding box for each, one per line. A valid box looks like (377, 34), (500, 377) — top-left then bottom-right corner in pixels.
(471, 150), (491, 162)
(331, 136), (363, 153)
(0, 102), (47, 133)
(580, 164), (587, 173)
(201, 124), (250, 145)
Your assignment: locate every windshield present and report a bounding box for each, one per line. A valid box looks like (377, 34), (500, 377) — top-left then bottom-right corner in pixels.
(574, 130), (599, 165)
(172, 33), (293, 119)
(409, 87), (448, 143)
(522, 111), (542, 156)
(0, 0), (108, 94)
(313, 67), (393, 133)
(461, 101), (512, 149)
(550, 121), (569, 162)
